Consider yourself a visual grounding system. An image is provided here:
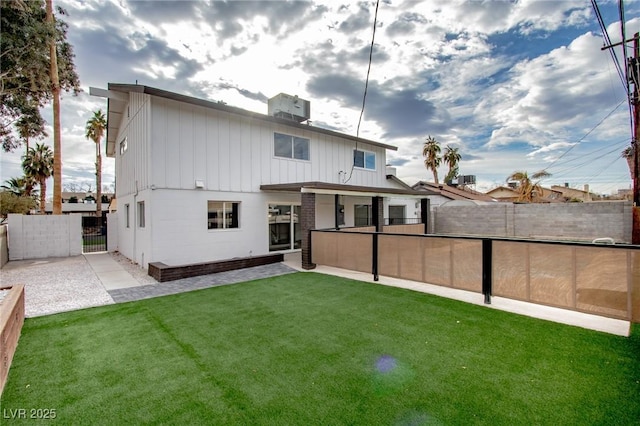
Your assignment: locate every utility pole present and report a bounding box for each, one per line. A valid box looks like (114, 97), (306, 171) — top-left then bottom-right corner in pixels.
(605, 32), (640, 243)
(632, 33), (640, 244)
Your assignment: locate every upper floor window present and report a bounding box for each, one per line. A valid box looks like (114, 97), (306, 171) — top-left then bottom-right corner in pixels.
(274, 133), (309, 161)
(119, 137), (128, 155)
(354, 149), (375, 170)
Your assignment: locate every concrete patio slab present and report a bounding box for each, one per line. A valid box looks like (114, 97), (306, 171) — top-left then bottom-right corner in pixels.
(84, 252), (142, 290)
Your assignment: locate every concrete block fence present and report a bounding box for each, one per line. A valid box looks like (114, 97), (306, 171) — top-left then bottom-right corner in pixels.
(7, 214), (82, 260)
(433, 201), (632, 243)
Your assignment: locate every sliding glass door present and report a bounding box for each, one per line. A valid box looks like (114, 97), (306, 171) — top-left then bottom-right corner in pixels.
(268, 204), (301, 251)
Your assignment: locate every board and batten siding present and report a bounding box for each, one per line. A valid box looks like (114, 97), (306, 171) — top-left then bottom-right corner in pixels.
(149, 97), (390, 191)
(115, 92), (151, 197)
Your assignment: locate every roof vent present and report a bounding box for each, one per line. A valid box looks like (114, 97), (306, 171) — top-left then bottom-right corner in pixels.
(268, 93), (310, 122)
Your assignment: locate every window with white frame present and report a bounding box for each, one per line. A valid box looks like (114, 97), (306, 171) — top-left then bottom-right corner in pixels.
(268, 204), (301, 251)
(208, 201), (240, 229)
(354, 204), (371, 227)
(353, 149), (375, 170)
(120, 137), (128, 155)
(137, 201), (145, 228)
(274, 133), (309, 161)
(125, 204), (130, 228)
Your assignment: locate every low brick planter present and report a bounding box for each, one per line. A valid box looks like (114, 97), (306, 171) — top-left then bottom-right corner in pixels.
(148, 253), (285, 282)
(0, 284), (25, 396)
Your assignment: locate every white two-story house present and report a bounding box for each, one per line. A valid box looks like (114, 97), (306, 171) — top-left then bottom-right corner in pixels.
(94, 84), (429, 270)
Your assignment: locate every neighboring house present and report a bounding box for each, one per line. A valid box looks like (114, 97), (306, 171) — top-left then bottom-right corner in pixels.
(413, 181), (496, 207)
(96, 84), (427, 269)
(485, 186), (519, 202)
(487, 185), (564, 203)
(615, 188), (633, 200)
(44, 202), (110, 216)
(551, 184), (596, 202)
(42, 192), (114, 216)
(42, 191), (114, 216)
(62, 191), (114, 204)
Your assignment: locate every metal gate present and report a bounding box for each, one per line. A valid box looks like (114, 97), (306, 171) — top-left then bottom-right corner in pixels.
(82, 214), (107, 253)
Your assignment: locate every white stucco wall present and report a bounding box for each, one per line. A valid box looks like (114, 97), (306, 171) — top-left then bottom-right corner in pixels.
(116, 188), (304, 268)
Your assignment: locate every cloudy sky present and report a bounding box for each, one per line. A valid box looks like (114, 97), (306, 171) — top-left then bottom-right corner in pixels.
(2, 0), (640, 196)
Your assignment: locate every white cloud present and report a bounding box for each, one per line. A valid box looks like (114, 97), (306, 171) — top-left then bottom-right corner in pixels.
(2, 0), (636, 197)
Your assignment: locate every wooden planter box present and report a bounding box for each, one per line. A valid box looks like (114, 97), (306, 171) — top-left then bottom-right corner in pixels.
(0, 284), (25, 396)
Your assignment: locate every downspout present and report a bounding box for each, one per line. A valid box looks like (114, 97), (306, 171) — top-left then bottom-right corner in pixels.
(133, 180), (138, 264)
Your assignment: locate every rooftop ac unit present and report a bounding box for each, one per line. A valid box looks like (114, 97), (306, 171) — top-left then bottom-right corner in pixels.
(268, 93), (310, 123)
(460, 175), (476, 185)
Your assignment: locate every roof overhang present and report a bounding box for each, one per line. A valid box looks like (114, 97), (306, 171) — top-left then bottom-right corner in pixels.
(93, 83), (400, 158)
(90, 87), (129, 157)
(260, 182), (428, 198)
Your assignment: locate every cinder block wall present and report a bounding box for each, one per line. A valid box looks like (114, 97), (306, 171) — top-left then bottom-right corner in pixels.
(0, 225), (8, 268)
(107, 213), (118, 252)
(433, 201), (632, 243)
(7, 214), (82, 260)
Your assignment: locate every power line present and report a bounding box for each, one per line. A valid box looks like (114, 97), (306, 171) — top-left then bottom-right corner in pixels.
(344, 0), (380, 184)
(547, 140), (630, 178)
(591, 0), (628, 93)
(542, 98), (626, 171)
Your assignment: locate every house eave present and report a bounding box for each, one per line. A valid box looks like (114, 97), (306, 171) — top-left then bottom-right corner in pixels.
(260, 182), (427, 198)
(102, 83), (399, 158)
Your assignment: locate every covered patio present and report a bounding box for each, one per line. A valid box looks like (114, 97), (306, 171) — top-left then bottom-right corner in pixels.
(260, 181), (432, 269)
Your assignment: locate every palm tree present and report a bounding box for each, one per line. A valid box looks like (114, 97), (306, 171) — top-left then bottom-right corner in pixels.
(2, 176), (37, 198)
(16, 105), (49, 152)
(22, 143), (53, 214)
(85, 110), (107, 217)
(506, 170), (551, 203)
(422, 135), (442, 185)
(443, 145), (461, 184)
(622, 145), (635, 182)
(46, 0), (63, 214)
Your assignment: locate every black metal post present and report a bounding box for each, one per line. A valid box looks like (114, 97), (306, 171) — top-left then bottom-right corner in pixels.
(372, 232), (379, 281)
(334, 194), (340, 230)
(372, 196), (383, 232)
(421, 198), (430, 234)
(482, 239), (492, 304)
(104, 213), (108, 251)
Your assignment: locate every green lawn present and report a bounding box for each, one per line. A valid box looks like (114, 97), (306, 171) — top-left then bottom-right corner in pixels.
(1, 272), (638, 424)
(82, 236), (105, 246)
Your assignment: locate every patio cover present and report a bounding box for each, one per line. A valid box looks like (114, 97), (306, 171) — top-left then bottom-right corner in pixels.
(260, 181), (433, 197)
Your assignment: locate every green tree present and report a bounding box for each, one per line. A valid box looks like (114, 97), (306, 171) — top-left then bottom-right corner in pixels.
(0, 0), (80, 152)
(506, 170), (551, 203)
(422, 135), (442, 185)
(22, 142), (54, 214)
(85, 110), (107, 217)
(0, 191), (37, 216)
(443, 145), (461, 184)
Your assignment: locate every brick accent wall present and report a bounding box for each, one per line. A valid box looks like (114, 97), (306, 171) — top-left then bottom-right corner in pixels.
(148, 253), (284, 282)
(301, 192), (316, 270)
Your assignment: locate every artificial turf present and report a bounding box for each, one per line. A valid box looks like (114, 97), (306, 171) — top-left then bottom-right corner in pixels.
(1, 272), (638, 424)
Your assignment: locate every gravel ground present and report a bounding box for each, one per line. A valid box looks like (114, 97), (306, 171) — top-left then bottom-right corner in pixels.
(109, 251), (158, 285)
(0, 256), (115, 317)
